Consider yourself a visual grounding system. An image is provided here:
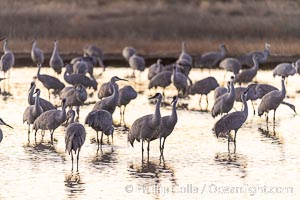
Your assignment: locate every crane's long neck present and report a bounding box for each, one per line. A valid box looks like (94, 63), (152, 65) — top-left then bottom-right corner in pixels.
(52, 42), (58, 56)
(33, 92), (41, 114)
(3, 41), (8, 53)
(252, 58), (259, 71)
(37, 65), (42, 78)
(32, 41), (37, 50)
(59, 102), (67, 122)
(242, 94), (248, 118)
(28, 85), (35, 105)
(69, 113), (75, 124)
(107, 80), (119, 104)
(280, 79), (286, 98)
(228, 80), (235, 99)
(170, 100), (178, 125)
(220, 47), (227, 58)
(152, 97), (162, 127)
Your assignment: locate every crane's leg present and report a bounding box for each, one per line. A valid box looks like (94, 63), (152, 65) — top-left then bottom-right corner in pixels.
(96, 131), (99, 144)
(27, 124), (31, 141)
(48, 90), (51, 101)
(251, 101), (256, 115)
(159, 137), (162, 153)
(199, 95), (202, 110)
(50, 130), (54, 144)
(141, 139), (144, 162)
(71, 151), (74, 172)
(147, 141), (150, 163)
(273, 109), (276, 123)
(111, 132), (114, 144)
(34, 129), (38, 143)
(100, 132), (104, 145)
(76, 106), (80, 118)
(161, 137), (167, 155)
(206, 95), (209, 111)
(122, 106), (126, 125)
(76, 148), (80, 172)
(234, 130), (237, 153)
(119, 106), (123, 125)
(227, 132), (230, 153)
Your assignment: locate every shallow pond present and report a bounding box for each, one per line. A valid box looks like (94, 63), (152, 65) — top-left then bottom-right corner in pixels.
(0, 67), (298, 199)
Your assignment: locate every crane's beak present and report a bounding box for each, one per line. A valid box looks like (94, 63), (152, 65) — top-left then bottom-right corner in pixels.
(171, 96), (177, 104)
(4, 122), (13, 129)
(118, 78), (128, 82)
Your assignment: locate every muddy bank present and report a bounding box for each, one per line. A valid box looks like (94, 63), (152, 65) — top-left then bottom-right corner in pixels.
(12, 52), (300, 70)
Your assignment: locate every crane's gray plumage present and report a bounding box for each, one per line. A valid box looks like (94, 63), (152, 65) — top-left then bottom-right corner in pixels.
(296, 59), (300, 74)
(122, 46), (137, 61)
(214, 81), (230, 100)
(148, 59), (163, 80)
(0, 118), (13, 144)
(93, 76), (127, 114)
(61, 84), (87, 117)
(37, 63), (65, 99)
(65, 109), (86, 172)
(129, 54), (145, 76)
(258, 76), (286, 122)
(176, 58), (192, 76)
(72, 58), (88, 75)
(85, 109), (114, 145)
(273, 63), (296, 78)
(49, 40), (63, 74)
(189, 76), (219, 108)
(64, 69), (97, 90)
(28, 82), (56, 111)
(198, 44), (227, 69)
(235, 55), (259, 85)
(238, 42), (271, 66)
(213, 86), (251, 151)
(31, 39), (44, 65)
(154, 96), (178, 155)
(83, 44), (106, 72)
(212, 76), (235, 118)
(97, 80), (118, 100)
(220, 58), (241, 75)
(171, 65), (192, 97)
(23, 89), (43, 139)
(33, 99), (67, 142)
(128, 93), (162, 160)
(0, 39), (14, 82)
(148, 71), (172, 96)
(70, 56), (97, 77)
(118, 85), (137, 125)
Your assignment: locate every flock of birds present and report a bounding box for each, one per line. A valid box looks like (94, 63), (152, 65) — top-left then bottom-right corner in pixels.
(0, 38), (299, 171)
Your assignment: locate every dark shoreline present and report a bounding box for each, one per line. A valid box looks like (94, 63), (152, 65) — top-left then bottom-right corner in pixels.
(13, 52), (300, 70)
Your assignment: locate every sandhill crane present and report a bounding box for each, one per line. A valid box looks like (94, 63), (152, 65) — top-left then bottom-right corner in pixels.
(83, 44), (106, 74)
(31, 39), (44, 65)
(235, 55), (259, 85)
(28, 82), (56, 111)
(128, 93), (162, 161)
(49, 40), (64, 74)
(93, 76), (127, 114)
(129, 54), (145, 78)
(72, 58), (88, 75)
(33, 99), (67, 143)
(188, 77), (219, 109)
(198, 44), (227, 71)
(97, 80), (118, 100)
(85, 109), (114, 145)
(235, 84), (258, 114)
(148, 71), (172, 97)
(238, 42), (271, 67)
(61, 85), (87, 117)
(178, 41), (193, 65)
(122, 46), (137, 61)
(70, 56), (97, 77)
(213, 86), (251, 152)
(64, 69), (97, 90)
(148, 59), (163, 80)
(0, 39), (14, 92)
(118, 85), (137, 125)
(0, 118), (13, 144)
(23, 89), (43, 140)
(214, 81), (230, 100)
(176, 58), (193, 76)
(258, 76), (286, 122)
(212, 76), (235, 118)
(154, 96), (178, 155)
(273, 63), (296, 85)
(171, 65), (192, 97)
(37, 64), (65, 99)
(219, 58), (241, 83)
(65, 109), (86, 172)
